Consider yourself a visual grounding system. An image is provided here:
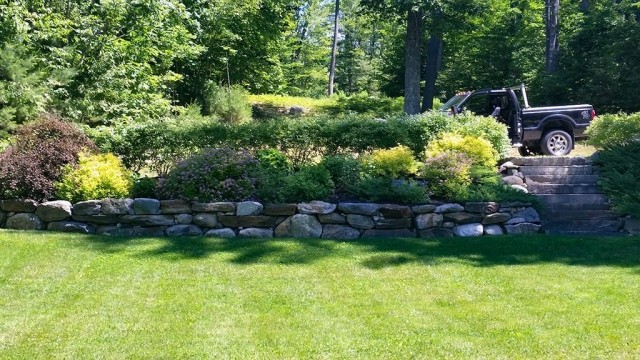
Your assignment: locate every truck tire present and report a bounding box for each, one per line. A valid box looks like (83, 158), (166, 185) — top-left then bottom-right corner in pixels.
(541, 130), (573, 156)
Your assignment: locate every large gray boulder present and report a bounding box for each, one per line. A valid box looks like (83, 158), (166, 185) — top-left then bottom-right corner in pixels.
(175, 214), (193, 224)
(192, 202), (235, 213)
(482, 213), (511, 225)
(205, 228), (236, 238)
(275, 214), (323, 238)
(193, 213), (218, 228)
(435, 203), (464, 214)
(346, 214), (375, 230)
(318, 213), (347, 224)
(483, 225), (504, 235)
(465, 202), (499, 214)
(166, 225), (203, 236)
(443, 212), (483, 225)
(378, 204), (412, 219)
(6, 213), (44, 230)
(452, 223), (483, 237)
(101, 198), (134, 215)
(298, 201), (336, 215)
(36, 201), (73, 222)
(239, 228), (274, 238)
(47, 221), (95, 234)
(160, 200), (191, 214)
(337, 203), (380, 216)
(322, 225), (360, 240)
(73, 200), (102, 216)
(133, 198), (160, 215)
(415, 213), (443, 229)
(514, 207), (541, 223)
(0, 199), (38, 212)
(236, 201), (263, 216)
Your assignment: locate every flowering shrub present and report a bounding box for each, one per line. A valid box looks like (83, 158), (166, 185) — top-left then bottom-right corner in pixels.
(56, 153), (133, 203)
(362, 145), (418, 178)
(157, 148), (260, 202)
(420, 151), (473, 198)
(425, 133), (498, 169)
(0, 115), (96, 200)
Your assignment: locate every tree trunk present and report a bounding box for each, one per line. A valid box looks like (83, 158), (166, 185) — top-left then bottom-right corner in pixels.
(545, 0), (560, 74)
(421, 33), (443, 112)
(403, 8), (423, 114)
(328, 0), (340, 96)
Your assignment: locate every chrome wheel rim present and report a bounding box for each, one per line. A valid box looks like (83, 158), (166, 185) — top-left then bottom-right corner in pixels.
(547, 134), (568, 155)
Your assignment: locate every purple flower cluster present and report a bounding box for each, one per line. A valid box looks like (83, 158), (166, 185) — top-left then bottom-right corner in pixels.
(157, 148), (260, 202)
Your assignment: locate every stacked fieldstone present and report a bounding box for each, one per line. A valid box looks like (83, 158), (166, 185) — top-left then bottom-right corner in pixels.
(0, 198), (552, 238)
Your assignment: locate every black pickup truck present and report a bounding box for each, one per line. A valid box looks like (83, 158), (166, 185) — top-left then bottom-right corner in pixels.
(440, 85), (596, 156)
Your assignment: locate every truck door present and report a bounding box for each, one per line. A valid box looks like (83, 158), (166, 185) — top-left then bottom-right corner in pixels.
(459, 90), (491, 115)
(506, 89), (523, 144)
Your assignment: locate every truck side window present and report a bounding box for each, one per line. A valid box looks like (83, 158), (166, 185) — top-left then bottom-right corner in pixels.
(463, 94), (489, 115)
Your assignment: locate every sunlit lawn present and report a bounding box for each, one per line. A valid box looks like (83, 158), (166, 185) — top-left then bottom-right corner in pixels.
(1, 230), (639, 359)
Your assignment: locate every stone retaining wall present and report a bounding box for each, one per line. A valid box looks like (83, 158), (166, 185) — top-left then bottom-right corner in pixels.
(0, 198), (547, 238)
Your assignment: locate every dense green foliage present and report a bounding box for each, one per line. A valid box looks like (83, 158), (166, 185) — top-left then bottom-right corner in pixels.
(0, 0), (637, 139)
(56, 153), (133, 203)
(87, 112), (508, 168)
(586, 113), (640, 148)
(594, 143), (640, 219)
(0, 116), (95, 201)
(256, 164), (335, 203)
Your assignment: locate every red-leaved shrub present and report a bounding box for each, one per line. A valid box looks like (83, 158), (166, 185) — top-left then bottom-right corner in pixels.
(0, 114), (96, 201)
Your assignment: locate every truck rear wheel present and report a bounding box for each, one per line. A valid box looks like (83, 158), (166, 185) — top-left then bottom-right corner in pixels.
(541, 130), (573, 156)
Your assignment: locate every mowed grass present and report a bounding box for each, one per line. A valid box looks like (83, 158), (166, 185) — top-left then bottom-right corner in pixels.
(1, 230), (639, 359)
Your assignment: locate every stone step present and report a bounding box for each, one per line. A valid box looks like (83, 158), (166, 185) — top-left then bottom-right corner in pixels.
(509, 156), (593, 166)
(525, 174), (599, 184)
(536, 193), (610, 205)
(527, 183), (601, 195)
(541, 210), (619, 221)
(542, 203), (611, 212)
(519, 165), (594, 176)
(543, 219), (624, 234)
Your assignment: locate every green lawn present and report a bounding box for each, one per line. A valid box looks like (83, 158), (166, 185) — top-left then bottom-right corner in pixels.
(1, 230), (639, 359)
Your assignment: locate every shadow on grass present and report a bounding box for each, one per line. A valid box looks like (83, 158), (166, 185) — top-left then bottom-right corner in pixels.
(71, 233), (640, 271)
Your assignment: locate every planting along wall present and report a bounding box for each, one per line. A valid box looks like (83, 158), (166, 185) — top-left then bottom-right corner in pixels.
(0, 198), (550, 238)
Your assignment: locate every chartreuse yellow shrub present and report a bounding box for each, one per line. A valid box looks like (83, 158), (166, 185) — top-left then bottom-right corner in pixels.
(425, 133), (498, 169)
(362, 145), (418, 178)
(56, 153), (133, 203)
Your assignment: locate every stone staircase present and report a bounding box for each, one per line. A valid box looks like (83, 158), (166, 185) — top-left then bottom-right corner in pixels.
(509, 156), (623, 235)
